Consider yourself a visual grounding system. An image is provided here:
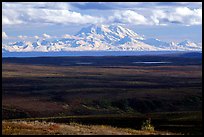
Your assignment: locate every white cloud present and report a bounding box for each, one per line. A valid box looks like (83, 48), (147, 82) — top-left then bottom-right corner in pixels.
(109, 10), (149, 25)
(108, 7), (202, 26)
(62, 34), (80, 39)
(2, 32), (8, 39)
(42, 33), (51, 39)
(2, 10), (25, 25)
(2, 2), (105, 25)
(175, 2), (202, 6)
(2, 2), (202, 27)
(34, 35), (39, 39)
(35, 9), (104, 25)
(18, 35), (27, 39)
(3, 2), (70, 10)
(151, 7), (202, 26)
(63, 34), (72, 38)
(150, 10), (167, 25)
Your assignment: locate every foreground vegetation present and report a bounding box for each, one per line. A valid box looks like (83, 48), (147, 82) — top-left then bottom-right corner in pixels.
(3, 120), (182, 135)
(4, 111), (202, 135)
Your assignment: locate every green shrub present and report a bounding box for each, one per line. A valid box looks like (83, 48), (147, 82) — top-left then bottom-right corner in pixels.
(141, 119), (154, 131)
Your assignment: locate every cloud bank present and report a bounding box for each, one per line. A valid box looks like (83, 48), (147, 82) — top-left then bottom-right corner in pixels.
(151, 7), (202, 26)
(2, 2), (202, 26)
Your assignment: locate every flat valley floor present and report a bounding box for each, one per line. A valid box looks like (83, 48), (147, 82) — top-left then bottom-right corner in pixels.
(2, 55), (202, 135)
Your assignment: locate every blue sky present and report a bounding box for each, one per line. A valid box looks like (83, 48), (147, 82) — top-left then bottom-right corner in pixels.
(2, 2), (202, 43)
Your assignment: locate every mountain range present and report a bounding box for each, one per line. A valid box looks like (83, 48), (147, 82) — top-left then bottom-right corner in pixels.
(2, 24), (202, 52)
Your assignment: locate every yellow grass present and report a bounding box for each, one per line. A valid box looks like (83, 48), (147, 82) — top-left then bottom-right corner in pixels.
(2, 120), (182, 135)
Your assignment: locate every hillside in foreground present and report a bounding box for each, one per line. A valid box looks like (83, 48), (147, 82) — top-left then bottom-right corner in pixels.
(2, 121), (181, 135)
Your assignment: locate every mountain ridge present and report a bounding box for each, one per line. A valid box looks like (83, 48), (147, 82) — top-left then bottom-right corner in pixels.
(2, 24), (202, 52)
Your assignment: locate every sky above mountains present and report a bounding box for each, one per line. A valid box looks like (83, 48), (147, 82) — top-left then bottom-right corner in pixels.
(2, 2), (202, 43)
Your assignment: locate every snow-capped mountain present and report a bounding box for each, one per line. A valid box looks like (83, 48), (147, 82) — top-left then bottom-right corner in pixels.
(139, 38), (172, 49)
(177, 40), (202, 50)
(2, 24), (202, 52)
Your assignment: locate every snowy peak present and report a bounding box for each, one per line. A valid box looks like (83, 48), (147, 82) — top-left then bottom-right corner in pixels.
(2, 24), (202, 52)
(76, 24), (143, 40)
(12, 41), (26, 46)
(139, 38), (171, 48)
(179, 40), (192, 44)
(178, 40), (196, 46)
(76, 24), (107, 36)
(108, 25), (143, 39)
(41, 40), (50, 45)
(116, 36), (134, 45)
(177, 40), (201, 50)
